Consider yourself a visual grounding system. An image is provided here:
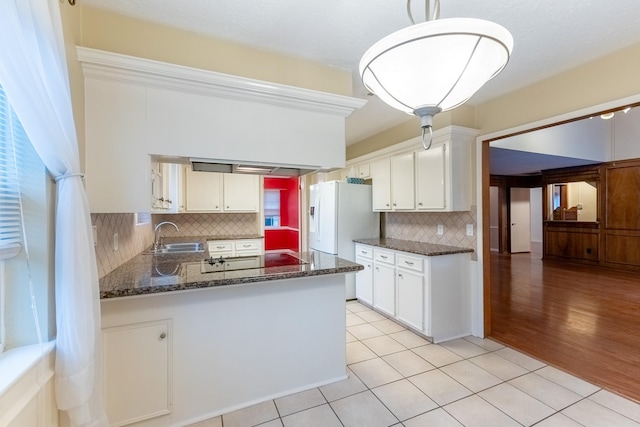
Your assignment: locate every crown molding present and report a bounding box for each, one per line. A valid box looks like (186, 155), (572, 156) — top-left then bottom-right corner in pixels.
(346, 125), (480, 166)
(76, 46), (366, 117)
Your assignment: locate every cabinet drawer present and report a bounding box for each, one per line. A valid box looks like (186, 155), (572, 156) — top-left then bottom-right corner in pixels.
(355, 244), (373, 259)
(374, 249), (395, 265)
(397, 253), (423, 272)
(208, 241), (233, 253)
(235, 240), (260, 251)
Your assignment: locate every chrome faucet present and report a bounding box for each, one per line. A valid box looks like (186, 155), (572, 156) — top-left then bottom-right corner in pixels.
(154, 221), (179, 250)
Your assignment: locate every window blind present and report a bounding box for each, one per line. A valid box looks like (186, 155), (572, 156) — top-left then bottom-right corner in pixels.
(0, 86), (24, 260)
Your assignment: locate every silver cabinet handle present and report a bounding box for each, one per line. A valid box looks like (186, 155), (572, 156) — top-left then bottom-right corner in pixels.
(160, 332), (167, 339)
(242, 244), (251, 247)
(216, 246), (225, 249)
(380, 255), (388, 259)
(404, 261), (414, 266)
(385, 203), (390, 207)
(398, 273), (403, 279)
(418, 202), (423, 206)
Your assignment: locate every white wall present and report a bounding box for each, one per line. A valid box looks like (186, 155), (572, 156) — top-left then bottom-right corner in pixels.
(530, 188), (543, 243)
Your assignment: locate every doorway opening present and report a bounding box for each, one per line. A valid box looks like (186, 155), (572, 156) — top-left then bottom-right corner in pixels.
(264, 177), (300, 253)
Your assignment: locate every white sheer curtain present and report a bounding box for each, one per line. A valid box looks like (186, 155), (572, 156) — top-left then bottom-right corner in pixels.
(0, 1), (108, 426)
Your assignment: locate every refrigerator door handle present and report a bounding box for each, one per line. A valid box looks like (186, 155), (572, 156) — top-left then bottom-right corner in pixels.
(315, 194), (321, 242)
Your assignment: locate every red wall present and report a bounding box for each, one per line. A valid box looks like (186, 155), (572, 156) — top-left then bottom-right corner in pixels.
(264, 177), (299, 252)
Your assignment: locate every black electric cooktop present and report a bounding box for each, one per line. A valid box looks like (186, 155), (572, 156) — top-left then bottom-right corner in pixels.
(200, 253), (308, 273)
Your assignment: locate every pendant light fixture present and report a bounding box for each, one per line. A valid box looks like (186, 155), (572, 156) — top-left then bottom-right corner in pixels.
(360, 0), (513, 149)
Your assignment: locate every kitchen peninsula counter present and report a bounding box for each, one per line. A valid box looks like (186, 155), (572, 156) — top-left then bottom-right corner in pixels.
(353, 237), (474, 256)
(99, 249), (362, 299)
(100, 246), (356, 426)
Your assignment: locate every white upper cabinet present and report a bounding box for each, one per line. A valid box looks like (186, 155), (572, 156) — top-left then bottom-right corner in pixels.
(223, 174), (260, 212)
(371, 153), (415, 211)
(415, 138), (472, 212)
(390, 152), (415, 210)
(184, 170), (260, 213)
(372, 158), (392, 210)
(365, 126), (475, 213)
(415, 145), (446, 210)
(185, 169), (223, 212)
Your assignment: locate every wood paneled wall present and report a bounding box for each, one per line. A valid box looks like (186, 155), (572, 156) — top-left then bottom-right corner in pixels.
(542, 158), (640, 271)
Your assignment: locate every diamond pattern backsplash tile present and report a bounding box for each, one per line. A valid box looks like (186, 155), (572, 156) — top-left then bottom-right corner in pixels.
(93, 213), (260, 278)
(152, 213), (260, 237)
(91, 213), (154, 279)
(385, 209), (478, 260)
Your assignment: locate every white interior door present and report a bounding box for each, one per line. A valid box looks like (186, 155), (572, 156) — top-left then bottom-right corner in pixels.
(510, 187), (531, 253)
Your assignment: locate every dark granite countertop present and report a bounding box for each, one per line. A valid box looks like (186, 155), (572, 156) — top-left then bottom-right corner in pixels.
(99, 249), (362, 300)
(353, 238), (474, 257)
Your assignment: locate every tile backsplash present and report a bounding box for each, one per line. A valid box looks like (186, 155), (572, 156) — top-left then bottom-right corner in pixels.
(384, 209), (478, 259)
(93, 212), (261, 278)
(152, 213), (260, 237)
(91, 213), (154, 279)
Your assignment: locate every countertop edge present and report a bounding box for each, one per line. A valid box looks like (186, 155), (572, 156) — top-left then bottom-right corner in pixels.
(353, 238), (474, 257)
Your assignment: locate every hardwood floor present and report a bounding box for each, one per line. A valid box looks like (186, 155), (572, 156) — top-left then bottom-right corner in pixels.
(490, 243), (640, 403)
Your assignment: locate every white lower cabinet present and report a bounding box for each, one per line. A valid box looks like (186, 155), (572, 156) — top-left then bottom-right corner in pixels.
(103, 319), (172, 426)
(373, 263), (395, 317)
(357, 243), (470, 343)
(373, 251), (396, 317)
(396, 266), (424, 331)
(355, 255), (374, 306)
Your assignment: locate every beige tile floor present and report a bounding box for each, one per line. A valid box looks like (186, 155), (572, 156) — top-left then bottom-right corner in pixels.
(188, 301), (640, 427)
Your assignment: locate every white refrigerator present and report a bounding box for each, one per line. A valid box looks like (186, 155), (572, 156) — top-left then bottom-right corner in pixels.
(309, 181), (380, 299)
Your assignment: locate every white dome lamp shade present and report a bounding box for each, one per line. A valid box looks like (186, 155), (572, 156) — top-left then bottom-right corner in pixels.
(360, 5), (513, 149)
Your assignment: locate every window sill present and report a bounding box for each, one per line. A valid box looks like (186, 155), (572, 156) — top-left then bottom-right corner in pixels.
(0, 340), (56, 396)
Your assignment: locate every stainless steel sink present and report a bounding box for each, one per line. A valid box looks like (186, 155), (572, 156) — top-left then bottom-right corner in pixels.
(145, 242), (205, 254)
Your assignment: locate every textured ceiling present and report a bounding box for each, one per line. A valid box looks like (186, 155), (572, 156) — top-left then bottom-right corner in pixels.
(82, 0), (640, 150)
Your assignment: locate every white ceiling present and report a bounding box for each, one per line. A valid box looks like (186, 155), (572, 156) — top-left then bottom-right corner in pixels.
(82, 0), (640, 146)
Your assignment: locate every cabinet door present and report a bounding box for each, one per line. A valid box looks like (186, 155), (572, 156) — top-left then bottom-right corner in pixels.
(223, 174), (260, 212)
(358, 163), (371, 179)
(355, 255), (374, 306)
(185, 169), (222, 211)
(373, 263), (395, 316)
(415, 145), (446, 210)
(103, 320), (172, 426)
(396, 269), (424, 331)
(371, 158), (391, 211)
(391, 153), (415, 210)
(151, 161), (166, 210)
(85, 79), (149, 213)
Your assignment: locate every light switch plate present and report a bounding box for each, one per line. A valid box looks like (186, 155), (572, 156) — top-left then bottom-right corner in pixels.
(437, 224), (444, 235)
(466, 224), (474, 236)
(112, 233), (119, 251)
